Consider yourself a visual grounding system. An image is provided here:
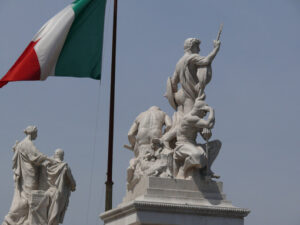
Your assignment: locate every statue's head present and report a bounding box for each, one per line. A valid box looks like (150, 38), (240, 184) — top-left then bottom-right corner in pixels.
(184, 38), (201, 53)
(148, 106), (161, 111)
(24, 126), (38, 140)
(54, 148), (64, 161)
(192, 99), (207, 118)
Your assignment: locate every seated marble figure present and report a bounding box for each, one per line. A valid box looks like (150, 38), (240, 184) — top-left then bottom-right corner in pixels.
(125, 98), (221, 192)
(171, 98), (221, 179)
(124, 106), (172, 190)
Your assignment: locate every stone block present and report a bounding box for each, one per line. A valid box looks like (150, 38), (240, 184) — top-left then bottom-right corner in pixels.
(100, 176), (250, 225)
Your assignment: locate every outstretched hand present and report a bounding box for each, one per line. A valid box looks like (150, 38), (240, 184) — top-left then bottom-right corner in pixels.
(44, 157), (57, 166)
(202, 128), (212, 141)
(213, 40), (221, 48)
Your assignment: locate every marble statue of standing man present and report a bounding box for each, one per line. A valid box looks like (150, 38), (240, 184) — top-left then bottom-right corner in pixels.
(165, 38), (221, 114)
(2, 126), (52, 225)
(47, 149), (76, 225)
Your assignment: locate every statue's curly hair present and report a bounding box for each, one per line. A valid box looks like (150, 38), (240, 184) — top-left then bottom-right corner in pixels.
(183, 38), (201, 52)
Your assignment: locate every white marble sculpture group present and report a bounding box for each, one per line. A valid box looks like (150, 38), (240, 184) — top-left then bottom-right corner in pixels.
(125, 37), (222, 191)
(2, 126), (76, 225)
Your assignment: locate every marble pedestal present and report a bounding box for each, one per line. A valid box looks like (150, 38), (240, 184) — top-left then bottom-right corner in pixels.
(100, 176), (250, 225)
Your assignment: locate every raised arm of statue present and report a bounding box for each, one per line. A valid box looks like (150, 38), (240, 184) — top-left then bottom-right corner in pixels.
(194, 106), (215, 129)
(191, 41), (221, 66)
(202, 40), (221, 65)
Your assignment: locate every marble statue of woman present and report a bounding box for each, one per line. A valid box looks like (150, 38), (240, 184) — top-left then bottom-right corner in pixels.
(2, 126), (52, 225)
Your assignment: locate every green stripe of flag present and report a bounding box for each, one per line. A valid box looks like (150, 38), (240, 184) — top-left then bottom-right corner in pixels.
(55, 0), (107, 80)
(72, 0), (91, 16)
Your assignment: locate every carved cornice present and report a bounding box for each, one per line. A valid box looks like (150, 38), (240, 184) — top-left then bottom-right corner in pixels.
(100, 200), (250, 222)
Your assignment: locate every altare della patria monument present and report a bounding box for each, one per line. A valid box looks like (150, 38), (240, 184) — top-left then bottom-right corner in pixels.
(1, 25), (250, 225)
(100, 28), (250, 225)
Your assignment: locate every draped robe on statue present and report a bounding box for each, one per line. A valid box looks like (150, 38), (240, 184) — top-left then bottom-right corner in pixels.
(178, 54), (212, 101)
(2, 138), (47, 225)
(46, 161), (76, 225)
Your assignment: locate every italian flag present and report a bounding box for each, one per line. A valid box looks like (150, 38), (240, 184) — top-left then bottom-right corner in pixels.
(0, 0), (107, 88)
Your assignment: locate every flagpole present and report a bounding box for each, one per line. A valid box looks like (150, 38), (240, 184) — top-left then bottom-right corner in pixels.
(105, 0), (118, 211)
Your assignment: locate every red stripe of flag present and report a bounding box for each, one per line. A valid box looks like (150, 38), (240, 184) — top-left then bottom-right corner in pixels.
(0, 40), (41, 88)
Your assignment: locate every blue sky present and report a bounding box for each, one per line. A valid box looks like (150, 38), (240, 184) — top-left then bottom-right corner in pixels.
(0, 0), (300, 224)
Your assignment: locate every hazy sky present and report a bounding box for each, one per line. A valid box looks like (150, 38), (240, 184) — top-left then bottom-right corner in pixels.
(0, 0), (300, 225)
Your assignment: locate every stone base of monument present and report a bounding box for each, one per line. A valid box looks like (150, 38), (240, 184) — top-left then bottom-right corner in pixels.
(100, 176), (250, 225)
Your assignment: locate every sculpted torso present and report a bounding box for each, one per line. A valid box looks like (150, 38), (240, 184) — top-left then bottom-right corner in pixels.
(135, 109), (167, 146)
(176, 116), (198, 144)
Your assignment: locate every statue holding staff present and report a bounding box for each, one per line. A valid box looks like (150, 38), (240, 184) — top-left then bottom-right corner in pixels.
(165, 25), (222, 114)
